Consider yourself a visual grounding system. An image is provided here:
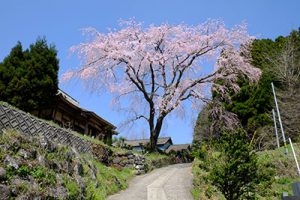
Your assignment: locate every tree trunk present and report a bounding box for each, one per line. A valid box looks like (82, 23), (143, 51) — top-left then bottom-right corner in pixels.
(149, 115), (165, 152)
(150, 133), (158, 152)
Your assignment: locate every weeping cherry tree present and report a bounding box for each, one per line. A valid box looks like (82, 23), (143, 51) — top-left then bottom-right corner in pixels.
(63, 19), (261, 151)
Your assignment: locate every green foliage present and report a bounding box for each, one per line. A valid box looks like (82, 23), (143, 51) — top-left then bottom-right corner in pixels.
(228, 29), (300, 145)
(192, 157), (225, 200)
(226, 72), (274, 131)
(219, 40), (278, 140)
(16, 165), (31, 177)
(0, 37), (59, 112)
(208, 129), (259, 200)
(64, 177), (81, 199)
(192, 137), (300, 199)
(31, 166), (57, 186)
(193, 106), (212, 142)
(144, 153), (178, 172)
(191, 141), (208, 160)
(194, 28), (300, 149)
(4, 166), (15, 181)
(85, 179), (105, 200)
(31, 166), (46, 180)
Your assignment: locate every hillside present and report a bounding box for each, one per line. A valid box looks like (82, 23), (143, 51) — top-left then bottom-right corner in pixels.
(0, 101), (182, 199)
(0, 129), (134, 199)
(194, 29), (300, 150)
(192, 144), (300, 199)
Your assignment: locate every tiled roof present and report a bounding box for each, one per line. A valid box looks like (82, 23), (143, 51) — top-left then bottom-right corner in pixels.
(57, 89), (117, 131)
(165, 144), (191, 153)
(57, 89), (80, 107)
(123, 137), (172, 147)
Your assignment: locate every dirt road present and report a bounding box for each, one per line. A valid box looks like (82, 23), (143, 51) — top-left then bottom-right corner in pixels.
(107, 163), (193, 200)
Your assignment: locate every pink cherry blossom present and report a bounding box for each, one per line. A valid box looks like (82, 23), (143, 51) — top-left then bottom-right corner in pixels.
(63, 19), (261, 150)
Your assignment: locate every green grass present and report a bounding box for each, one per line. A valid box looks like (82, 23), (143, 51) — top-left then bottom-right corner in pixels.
(94, 160), (133, 195)
(192, 158), (224, 200)
(63, 175), (81, 199)
(0, 102), (140, 199)
(192, 144), (300, 199)
(0, 129), (135, 200)
(145, 152), (169, 160)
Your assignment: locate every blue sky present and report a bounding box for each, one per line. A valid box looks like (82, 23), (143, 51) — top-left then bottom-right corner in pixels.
(1, 0), (300, 144)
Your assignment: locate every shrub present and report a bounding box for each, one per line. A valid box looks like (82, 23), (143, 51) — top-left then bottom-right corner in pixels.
(209, 129), (259, 200)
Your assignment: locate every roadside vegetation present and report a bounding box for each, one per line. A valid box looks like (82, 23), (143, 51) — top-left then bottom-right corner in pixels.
(192, 129), (274, 199)
(192, 28), (300, 199)
(0, 129), (134, 199)
(192, 139), (300, 199)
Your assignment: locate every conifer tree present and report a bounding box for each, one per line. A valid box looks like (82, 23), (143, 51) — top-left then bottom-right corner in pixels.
(0, 38), (59, 112)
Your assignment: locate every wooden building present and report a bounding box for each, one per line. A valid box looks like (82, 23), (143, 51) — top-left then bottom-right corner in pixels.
(116, 137), (191, 155)
(36, 89), (117, 144)
(121, 137), (173, 151)
(165, 144), (191, 154)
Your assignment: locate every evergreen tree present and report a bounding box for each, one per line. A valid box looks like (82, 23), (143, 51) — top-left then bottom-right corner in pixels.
(194, 28), (300, 148)
(0, 38), (59, 112)
(209, 129), (258, 200)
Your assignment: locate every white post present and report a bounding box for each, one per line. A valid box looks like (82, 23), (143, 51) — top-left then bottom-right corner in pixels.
(272, 109), (280, 148)
(271, 82), (288, 154)
(289, 138), (300, 176)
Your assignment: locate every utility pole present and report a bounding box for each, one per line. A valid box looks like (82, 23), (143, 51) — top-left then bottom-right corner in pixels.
(289, 138), (300, 176)
(271, 82), (288, 154)
(272, 109), (280, 148)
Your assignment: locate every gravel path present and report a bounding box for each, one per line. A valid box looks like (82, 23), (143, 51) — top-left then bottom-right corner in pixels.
(107, 163), (193, 200)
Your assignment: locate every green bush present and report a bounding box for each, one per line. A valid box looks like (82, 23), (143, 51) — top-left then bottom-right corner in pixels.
(209, 129), (259, 200)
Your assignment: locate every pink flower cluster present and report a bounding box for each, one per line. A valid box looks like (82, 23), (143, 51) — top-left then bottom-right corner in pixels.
(63, 19), (261, 122)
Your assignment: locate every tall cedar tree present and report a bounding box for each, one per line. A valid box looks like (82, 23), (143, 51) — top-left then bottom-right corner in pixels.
(225, 29), (300, 140)
(0, 38), (59, 112)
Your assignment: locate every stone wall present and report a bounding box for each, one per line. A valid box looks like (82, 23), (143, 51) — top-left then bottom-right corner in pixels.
(111, 152), (184, 175)
(0, 103), (178, 175)
(0, 103), (151, 174)
(0, 103), (92, 153)
(112, 152), (146, 174)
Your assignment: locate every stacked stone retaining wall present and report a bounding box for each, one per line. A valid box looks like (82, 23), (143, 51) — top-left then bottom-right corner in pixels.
(112, 152), (146, 174)
(0, 103), (92, 153)
(0, 103), (178, 175)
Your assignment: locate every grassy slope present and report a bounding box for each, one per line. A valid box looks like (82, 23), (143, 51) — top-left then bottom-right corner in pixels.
(0, 129), (172, 199)
(192, 145), (300, 200)
(257, 144), (300, 197)
(0, 129), (134, 199)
